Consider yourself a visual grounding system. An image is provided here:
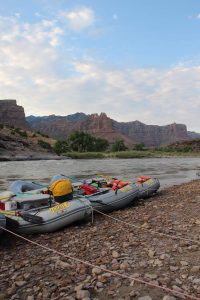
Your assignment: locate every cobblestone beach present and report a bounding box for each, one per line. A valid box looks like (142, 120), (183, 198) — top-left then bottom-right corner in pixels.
(0, 180), (200, 300)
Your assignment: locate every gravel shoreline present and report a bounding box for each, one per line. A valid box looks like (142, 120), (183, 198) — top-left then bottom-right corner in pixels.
(0, 180), (200, 300)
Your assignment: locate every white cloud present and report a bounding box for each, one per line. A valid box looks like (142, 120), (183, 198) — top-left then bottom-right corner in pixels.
(59, 7), (95, 31)
(0, 15), (63, 47)
(41, 19), (55, 28)
(14, 13), (21, 19)
(0, 14), (200, 132)
(73, 61), (100, 79)
(113, 14), (118, 20)
(197, 13), (200, 19)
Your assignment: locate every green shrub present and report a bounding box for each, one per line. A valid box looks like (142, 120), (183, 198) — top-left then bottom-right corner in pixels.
(53, 140), (70, 155)
(38, 140), (52, 150)
(111, 140), (127, 152)
(36, 131), (49, 138)
(177, 146), (192, 152)
(133, 143), (145, 151)
(68, 131), (109, 152)
(14, 128), (28, 138)
(19, 130), (27, 138)
(64, 152), (105, 159)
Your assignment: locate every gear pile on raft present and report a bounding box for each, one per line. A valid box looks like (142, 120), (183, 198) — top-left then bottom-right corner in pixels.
(0, 175), (160, 235)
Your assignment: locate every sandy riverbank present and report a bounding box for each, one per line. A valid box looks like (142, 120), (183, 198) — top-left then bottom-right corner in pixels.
(0, 180), (200, 300)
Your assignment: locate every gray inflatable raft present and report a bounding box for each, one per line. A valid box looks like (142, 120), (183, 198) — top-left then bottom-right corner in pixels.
(51, 174), (139, 213)
(83, 183), (139, 213)
(133, 178), (160, 199)
(9, 180), (46, 195)
(6, 198), (92, 234)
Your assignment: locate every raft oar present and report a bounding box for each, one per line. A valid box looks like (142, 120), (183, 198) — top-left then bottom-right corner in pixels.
(0, 210), (44, 224)
(0, 191), (15, 201)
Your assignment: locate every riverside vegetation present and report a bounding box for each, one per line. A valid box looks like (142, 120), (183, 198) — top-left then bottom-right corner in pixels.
(1, 125), (200, 159)
(52, 131), (200, 158)
(63, 149), (200, 159)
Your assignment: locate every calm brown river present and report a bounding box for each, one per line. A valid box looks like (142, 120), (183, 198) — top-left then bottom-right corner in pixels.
(0, 157), (200, 190)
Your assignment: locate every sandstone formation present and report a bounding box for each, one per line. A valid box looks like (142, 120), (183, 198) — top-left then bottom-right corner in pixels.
(0, 99), (195, 148)
(187, 131), (200, 139)
(74, 113), (133, 145)
(113, 120), (189, 147)
(27, 112), (191, 147)
(0, 99), (30, 130)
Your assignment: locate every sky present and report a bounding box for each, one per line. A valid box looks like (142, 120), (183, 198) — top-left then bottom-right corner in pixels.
(0, 0), (200, 132)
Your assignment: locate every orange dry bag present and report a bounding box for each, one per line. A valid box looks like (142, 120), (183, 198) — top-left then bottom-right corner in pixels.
(112, 180), (128, 191)
(137, 175), (151, 184)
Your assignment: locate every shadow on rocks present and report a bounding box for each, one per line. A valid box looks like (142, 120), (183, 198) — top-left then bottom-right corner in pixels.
(0, 232), (18, 249)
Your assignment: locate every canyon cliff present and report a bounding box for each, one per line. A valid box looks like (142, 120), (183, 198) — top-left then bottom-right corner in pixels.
(0, 99), (195, 148)
(0, 100), (30, 130)
(113, 120), (189, 147)
(27, 112), (191, 147)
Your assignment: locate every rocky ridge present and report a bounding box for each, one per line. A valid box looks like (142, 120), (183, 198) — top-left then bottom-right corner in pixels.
(113, 120), (189, 148)
(0, 180), (200, 299)
(0, 100), (65, 160)
(0, 99), (198, 148)
(0, 100), (30, 131)
(27, 113), (191, 148)
(0, 127), (61, 161)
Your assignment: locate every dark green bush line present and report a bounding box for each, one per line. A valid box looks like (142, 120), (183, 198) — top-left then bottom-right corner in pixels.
(11, 128), (28, 138)
(1, 126), (199, 157)
(53, 131), (109, 155)
(65, 152), (105, 159)
(38, 140), (52, 150)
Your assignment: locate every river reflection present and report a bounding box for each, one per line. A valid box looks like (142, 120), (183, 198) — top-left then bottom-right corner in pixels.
(0, 157), (200, 190)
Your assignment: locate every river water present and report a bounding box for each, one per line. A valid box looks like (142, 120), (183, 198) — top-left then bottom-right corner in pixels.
(0, 157), (200, 190)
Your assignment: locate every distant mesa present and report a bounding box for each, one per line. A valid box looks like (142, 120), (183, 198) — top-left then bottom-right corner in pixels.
(26, 111), (194, 147)
(1, 99), (200, 148)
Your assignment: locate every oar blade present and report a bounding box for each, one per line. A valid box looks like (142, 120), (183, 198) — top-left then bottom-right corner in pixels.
(21, 213), (44, 224)
(0, 210), (44, 225)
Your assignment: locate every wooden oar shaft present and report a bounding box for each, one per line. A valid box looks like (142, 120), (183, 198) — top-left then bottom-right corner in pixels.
(0, 209), (17, 216)
(0, 194), (14, 201)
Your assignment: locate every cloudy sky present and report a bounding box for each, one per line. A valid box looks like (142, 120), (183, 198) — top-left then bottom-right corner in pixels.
(0, 0), (200, 132)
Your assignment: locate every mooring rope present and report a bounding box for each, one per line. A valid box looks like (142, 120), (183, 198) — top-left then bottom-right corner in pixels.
(93, 208), (200, 245)
(0, 226), (199, 300)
